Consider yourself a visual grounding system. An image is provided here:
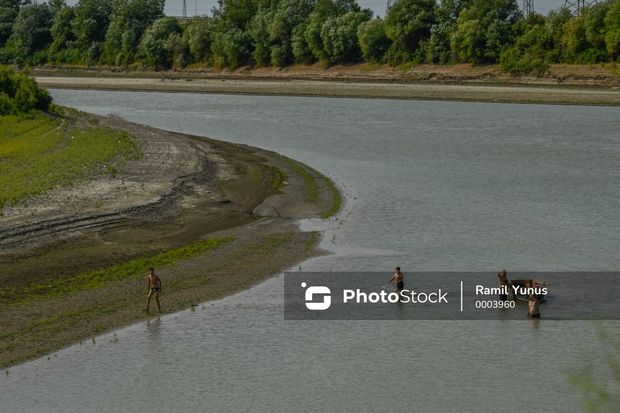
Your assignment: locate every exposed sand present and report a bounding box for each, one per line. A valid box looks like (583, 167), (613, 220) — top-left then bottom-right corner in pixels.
(0, 112), (339, 367)
(35, 75), (620, 106)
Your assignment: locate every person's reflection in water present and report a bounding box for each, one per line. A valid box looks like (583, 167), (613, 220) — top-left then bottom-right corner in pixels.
(146, 317), (162, 342)
(142, 317), (163, 375)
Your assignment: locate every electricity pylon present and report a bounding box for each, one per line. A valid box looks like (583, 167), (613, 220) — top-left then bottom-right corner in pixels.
(385, 0), (395, 18)
(523, 0), (534, 17)
(563, 0), (598, 16)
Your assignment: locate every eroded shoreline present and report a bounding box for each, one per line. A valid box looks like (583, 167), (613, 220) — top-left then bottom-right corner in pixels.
(0, 111), (340, 368)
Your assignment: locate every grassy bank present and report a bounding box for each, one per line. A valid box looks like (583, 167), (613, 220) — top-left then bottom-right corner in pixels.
(319, 175), (343, 219)
(275, 153), (342, 219)
(0, 113), (138, 208)
(1, 238), (233, 307)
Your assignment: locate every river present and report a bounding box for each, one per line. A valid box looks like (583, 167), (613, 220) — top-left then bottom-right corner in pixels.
(2, 91), (618, 412)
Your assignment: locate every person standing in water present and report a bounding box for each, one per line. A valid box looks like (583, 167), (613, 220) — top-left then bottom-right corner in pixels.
(388, 267), (405, 292)
(528, 294), (540, 319)
(498, 270), (509, 301)
(145, 267), (162, 313)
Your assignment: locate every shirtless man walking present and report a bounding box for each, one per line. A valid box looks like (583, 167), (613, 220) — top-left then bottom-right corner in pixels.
(145, 267), (162, 313)
(388, 266), (405, 292)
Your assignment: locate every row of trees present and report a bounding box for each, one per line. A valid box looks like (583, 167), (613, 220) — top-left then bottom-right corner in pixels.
(0, 65), (51, 114)
(0, 0), (619, 73)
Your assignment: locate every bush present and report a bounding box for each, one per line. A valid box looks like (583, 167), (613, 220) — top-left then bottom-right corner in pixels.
(385, 0), (436, 65)
(500, 47), (549, 75)
(86, 42), (103, 65)
(0, 66), (52, 115)
(210, 26), (251, 69)
(304, 14), (328, 61)
(578, 47), (608, 64)
(451, 0), (521, 64)
(138, 17), (182, 69)
(320, 10), (372, 64)
(357, 19), (390, 63)
(292, 22), (314, 63)
(184, 18), (215, 63)
(0, 92), (18, 115)
(605, 0), (620, 61)
(499, 20), (550, 75)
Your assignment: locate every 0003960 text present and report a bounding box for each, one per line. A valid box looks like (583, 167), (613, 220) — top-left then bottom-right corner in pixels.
(474, 300), (516, 309)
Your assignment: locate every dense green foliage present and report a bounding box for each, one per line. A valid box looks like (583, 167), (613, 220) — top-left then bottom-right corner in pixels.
(0, 0), (619, 72)
(102, 0), (165, 66)
(452, 0), (521, 63)
(357, 18), (390, 62)
(139, 16), (182, 68)
(385, 0), (435, 64)
(0, 65), (50, 114)
(0, 1), (20, 47)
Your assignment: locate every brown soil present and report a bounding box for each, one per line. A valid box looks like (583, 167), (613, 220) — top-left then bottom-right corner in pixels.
(0, 112), (338, 368)
(31, 62), (620, 86)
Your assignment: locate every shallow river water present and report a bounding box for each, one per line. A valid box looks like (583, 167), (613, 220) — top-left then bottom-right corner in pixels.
(2, 91), (619, 412)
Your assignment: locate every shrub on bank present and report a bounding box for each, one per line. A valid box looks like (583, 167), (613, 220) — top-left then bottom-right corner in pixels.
(0, 65), (51, 115)
(500, 48), (550, 76)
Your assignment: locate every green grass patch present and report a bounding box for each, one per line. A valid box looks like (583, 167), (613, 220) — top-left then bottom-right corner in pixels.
(0, 114), (140, 207)
(318, 175), (342, 219)
(5, 237), (233, 306)
(269, 165), (288, 190)
(276, 155), (319, 202)
(304, 231), (320, 251)
(275, 154), (342, 219)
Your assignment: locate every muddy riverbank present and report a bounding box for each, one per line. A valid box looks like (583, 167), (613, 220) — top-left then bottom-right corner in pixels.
(0, 111), (340, 367)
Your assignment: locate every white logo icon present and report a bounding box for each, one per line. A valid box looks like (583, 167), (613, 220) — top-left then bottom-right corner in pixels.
(301, 282), (331, 310)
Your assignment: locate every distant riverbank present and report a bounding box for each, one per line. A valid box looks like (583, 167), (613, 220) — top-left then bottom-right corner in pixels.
(32, 63), (620, 106)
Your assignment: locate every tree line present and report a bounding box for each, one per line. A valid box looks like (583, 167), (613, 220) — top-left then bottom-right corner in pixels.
(0, 0), (618, 74)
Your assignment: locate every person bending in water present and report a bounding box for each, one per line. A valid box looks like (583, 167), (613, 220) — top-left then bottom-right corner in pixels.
(145, 267), (162, 313)
(388, 267), (405, 292)
(528, 294), (540, 319)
